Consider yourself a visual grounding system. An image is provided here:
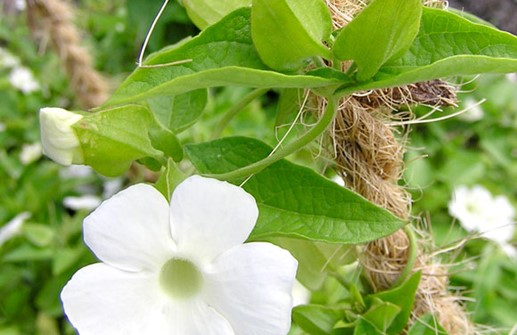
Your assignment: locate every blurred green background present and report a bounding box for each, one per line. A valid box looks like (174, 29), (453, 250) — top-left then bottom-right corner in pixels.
(1, 0), (516, 334)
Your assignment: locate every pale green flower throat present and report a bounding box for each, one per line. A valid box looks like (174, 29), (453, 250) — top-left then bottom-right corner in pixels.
(159, 258), (203, 299)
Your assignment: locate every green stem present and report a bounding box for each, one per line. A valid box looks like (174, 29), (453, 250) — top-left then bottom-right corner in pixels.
(204, 96), (338, 180)
(211, 88), (269, 139)
(392, 224), (418, 287)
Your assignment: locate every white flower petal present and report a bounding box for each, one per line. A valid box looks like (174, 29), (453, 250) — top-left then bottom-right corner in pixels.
(161, 300), (235, 335)
(481, 221), (515, 245)
(170, 176), (258, 263)
(84, 184), (174, 272)
(292, 280), (311, 307)
(0, 212), (31, 247)
(63, 195), (102, 211)
(20, 142), (42, 165)
(62, 263), (234, 335)
(204, 242), (297, 335)
(62, 263), (164, 335)
(39, 107), (83, 165)
(9, 66), (39, 94)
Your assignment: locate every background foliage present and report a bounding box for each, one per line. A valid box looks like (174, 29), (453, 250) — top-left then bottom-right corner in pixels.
(0, 0), (516, 334)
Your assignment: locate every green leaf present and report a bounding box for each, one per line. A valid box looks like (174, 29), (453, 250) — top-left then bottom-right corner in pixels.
(361, 298), (401, 333)
(147, 89), (207, 133)
(367, 271), (422, 334)
(22, 224), (54, 247)
(185, 137), (404, 243)
(181, 0), (251, 29)
(407, 314), (448, 335)
(354, 319), (382, 335)
(251, 0), (332, 71)
(52, 247), (84, 276)
(3, 245), (53, 262)
(333, 0), (422, 81)
(73, 105), (163, 177)
(340, 8), (517, 94)
(105, 8), (338, 107)
(293, 305), (345, 335)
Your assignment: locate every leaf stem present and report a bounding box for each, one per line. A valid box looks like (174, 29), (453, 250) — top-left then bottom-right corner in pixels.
(204, 96), (338, 180)
(392, 224), (418, 287)
(211, 88), (269, 139)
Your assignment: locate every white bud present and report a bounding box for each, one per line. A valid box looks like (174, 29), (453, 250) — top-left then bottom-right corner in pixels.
(39, 107), (84, 165)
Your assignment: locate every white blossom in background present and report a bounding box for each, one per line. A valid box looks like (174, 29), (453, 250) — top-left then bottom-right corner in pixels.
(0, 48), (20, 68)
(63, 195), (102, 211)
(39, 107), (84, 165)
(61, 176), (298, 335)
(102, 178), (123, 199)
(449, 185), (516, 255)
(506, 72), (517, 83)
(0, 212), (31, 247)
(9, 66), (40, 94)
(14, 0), (26, 11)
(458, 98), (484, 122)
(0, 122), (6, 132)
(60, 165), (94, 180)
(20, 142), (42, 165)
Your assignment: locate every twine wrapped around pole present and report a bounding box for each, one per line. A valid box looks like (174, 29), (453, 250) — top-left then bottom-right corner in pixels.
(27, 0), (109, 109)
(324, 0), (473, 333)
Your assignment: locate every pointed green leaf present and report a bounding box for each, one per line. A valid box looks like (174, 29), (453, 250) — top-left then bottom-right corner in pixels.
(252, 0), (332, 71)
(185, 137), (404, 243)
(340, 8), (517, 94)
(73, 105), (163, 177)
(293, 305), (345, 335)
(361, 298), (401, 333)
(333, 0), (422, 81)
(104, 8), (338, 107)
(367, 271), (422, 334)
(354, 318), (382, 335)
(407, 314), (448, 335)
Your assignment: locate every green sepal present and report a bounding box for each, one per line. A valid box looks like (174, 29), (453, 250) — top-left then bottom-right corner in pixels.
(72, 105), (163, 177)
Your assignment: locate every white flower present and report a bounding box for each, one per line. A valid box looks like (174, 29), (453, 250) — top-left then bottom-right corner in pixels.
(15, 0), (26, 10)
(506, 72), (517, 83)
(102, 178), (123, 198)
(459, 98), (484, 122)
(449, 185), (515, 251)
(0, 48), (20, 68)
(9, 66), (40, 94)
(60, 165), (94, 179)
(63, 195), (102, 211)
(0, 212), (31, 247)
(20, 142), (42, 165)
(61, 176), (298, 335)
(39, 107), (84, 165)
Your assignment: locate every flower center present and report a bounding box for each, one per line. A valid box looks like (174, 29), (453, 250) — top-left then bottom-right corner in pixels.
(159, 258), (203, 299)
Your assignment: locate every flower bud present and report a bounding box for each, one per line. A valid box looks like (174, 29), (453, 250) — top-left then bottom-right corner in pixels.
(39, 107), (84, 165)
